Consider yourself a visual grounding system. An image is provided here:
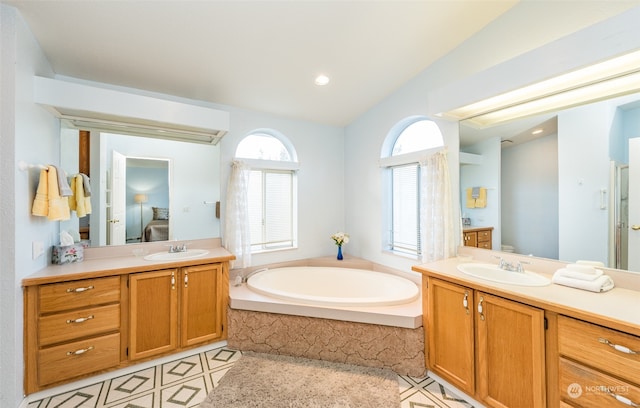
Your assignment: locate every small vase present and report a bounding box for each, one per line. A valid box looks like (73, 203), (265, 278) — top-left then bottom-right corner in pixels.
(337, 245), (343, 260)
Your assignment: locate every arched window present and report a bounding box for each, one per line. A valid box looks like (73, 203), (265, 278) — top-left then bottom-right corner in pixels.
(235, 130), (298, 252)
(381, 117), (444, 257)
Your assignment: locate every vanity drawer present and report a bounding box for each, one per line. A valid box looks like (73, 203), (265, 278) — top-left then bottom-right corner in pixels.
(559, 357), (640, 408)
(38, 332), (120, 386)
(477, 230), (491, 242)
(558, 315), (640, 385)
(39, 276), (121, 313)
(39, 304), (121, 347)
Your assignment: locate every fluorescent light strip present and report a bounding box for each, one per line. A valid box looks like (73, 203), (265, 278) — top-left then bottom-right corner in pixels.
(467, 70), (640, 127)
(444, 49), (640, 124)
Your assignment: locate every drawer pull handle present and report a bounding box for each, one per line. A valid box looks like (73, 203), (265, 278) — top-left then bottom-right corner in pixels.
(66, 315), (94, 324)
(478, 296), (485, 321)
(462, 291), (469, 314)
(66, 285), (94, 293)
(607, 391), (639, 407)
(599, 338), (638, 354)
(66, 346), (94, 356)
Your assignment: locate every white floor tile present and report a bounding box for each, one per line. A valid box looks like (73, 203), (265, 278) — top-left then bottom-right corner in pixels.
(27, 345), (472, 408)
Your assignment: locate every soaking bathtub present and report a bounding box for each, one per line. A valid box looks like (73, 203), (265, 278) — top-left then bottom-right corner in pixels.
(229, 265), (422, 329)
(247, 266), (420, 307)
(227, 264), (425, 376)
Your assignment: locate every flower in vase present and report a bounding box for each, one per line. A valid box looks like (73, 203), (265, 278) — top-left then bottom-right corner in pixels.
(331, 232), (350, 246)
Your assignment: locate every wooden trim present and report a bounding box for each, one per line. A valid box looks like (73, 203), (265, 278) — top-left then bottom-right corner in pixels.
(78, 130), (90, 176)
(24, 287), (39, 395)
(545, 311), (560, 408)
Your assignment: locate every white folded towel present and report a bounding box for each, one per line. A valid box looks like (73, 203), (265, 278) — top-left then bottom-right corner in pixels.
(575, 260), (605, 267)
(552, 272), (615, 293)
(554, 268), (603, 281)
(565, 263), (600, 275)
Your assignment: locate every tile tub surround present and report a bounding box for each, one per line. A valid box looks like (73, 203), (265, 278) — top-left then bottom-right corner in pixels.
(228, 256), (425, 376)
(227, 307), (426, 377)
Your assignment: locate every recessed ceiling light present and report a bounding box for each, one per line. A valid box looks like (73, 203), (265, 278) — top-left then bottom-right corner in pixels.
(532, 128), (544, 135)
(314, 74), (330, 86)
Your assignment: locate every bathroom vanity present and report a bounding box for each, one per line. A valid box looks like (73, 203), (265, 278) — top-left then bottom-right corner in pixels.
(462, 227), (493, 249)
(22, 244), (233, 394)
(413, 247), (640, 408)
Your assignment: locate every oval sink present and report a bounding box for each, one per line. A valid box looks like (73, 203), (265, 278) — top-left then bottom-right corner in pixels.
(143, 249), (209, 261)
(457, 263), (550, 287)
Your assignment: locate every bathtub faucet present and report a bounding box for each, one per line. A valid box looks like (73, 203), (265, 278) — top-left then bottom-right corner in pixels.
(234, 267), (269, 286)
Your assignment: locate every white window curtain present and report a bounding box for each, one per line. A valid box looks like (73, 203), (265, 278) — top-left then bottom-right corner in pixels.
(420, 149), (456, 263)
(223, 160), (251, 268)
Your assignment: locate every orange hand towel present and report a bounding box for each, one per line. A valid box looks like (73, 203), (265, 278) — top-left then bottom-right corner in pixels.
(32, 168), (49, 217)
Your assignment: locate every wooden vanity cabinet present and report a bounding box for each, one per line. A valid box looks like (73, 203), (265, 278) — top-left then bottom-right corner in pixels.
(24, 260), (228, 394)
(557, 315), (640, 407)
(129, 263), (224, 360)
(463, 227), (493, 249)
(24, 276), (124, 393)
(425, 277), (546, 408)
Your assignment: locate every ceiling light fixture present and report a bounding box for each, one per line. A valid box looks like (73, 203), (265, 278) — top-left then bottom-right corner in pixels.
(531, 129), (544, 135)
(442, 49), (640, 128)
(314, 74), (330, 86)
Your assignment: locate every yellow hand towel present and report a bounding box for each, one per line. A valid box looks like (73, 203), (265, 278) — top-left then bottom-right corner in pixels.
(75, 174), (87, 218)
(47, 165), (71, 221)
(474, 187), (487, 208)
(465, 188), (476, 208)
(68, 176), (77, 211)
(32, 168), (49, 217)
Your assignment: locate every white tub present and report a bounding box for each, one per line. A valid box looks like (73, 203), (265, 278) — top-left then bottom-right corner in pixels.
(246, 266), (419, 307)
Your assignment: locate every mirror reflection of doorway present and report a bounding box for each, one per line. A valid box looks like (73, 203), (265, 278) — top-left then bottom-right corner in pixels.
(125, 157), (170, 243)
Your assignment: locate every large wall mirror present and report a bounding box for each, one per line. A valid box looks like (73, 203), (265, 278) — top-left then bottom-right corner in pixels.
(60, 128), (221, 247)
(460, 91), (640, 272)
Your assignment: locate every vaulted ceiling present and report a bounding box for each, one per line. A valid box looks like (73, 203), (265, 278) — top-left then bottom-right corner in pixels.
(4, 1), (638, 126)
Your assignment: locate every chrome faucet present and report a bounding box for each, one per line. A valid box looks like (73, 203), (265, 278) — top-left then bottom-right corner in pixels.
(168, 242), (189, 253)
(494, 256), (529, 273)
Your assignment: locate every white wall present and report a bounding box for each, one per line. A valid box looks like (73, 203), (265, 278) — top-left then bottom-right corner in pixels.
(1, 4), (58, 407)
(502, 134), (559, 259)
(558, 102), (617, 264)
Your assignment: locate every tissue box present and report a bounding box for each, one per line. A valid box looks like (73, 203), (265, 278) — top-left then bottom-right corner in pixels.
(52, 244), (84, 265)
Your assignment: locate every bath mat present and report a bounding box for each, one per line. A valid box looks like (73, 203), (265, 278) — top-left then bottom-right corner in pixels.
(199, 351), (400, 407)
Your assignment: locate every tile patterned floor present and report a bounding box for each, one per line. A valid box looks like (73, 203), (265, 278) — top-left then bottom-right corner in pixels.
(27, 345), (473, 408)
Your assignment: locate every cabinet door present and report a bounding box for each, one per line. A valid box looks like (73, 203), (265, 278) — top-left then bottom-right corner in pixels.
(476, 292), (546, 408)
(129, 269), (178, 360)
(427, 278), (475, 395)
(181, 263), (223, 346)
(463, 232), (478, 247)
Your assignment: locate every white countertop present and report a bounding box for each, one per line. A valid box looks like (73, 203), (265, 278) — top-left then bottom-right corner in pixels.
(413, 254), (640, 336)
(23, 243), (234, 286)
